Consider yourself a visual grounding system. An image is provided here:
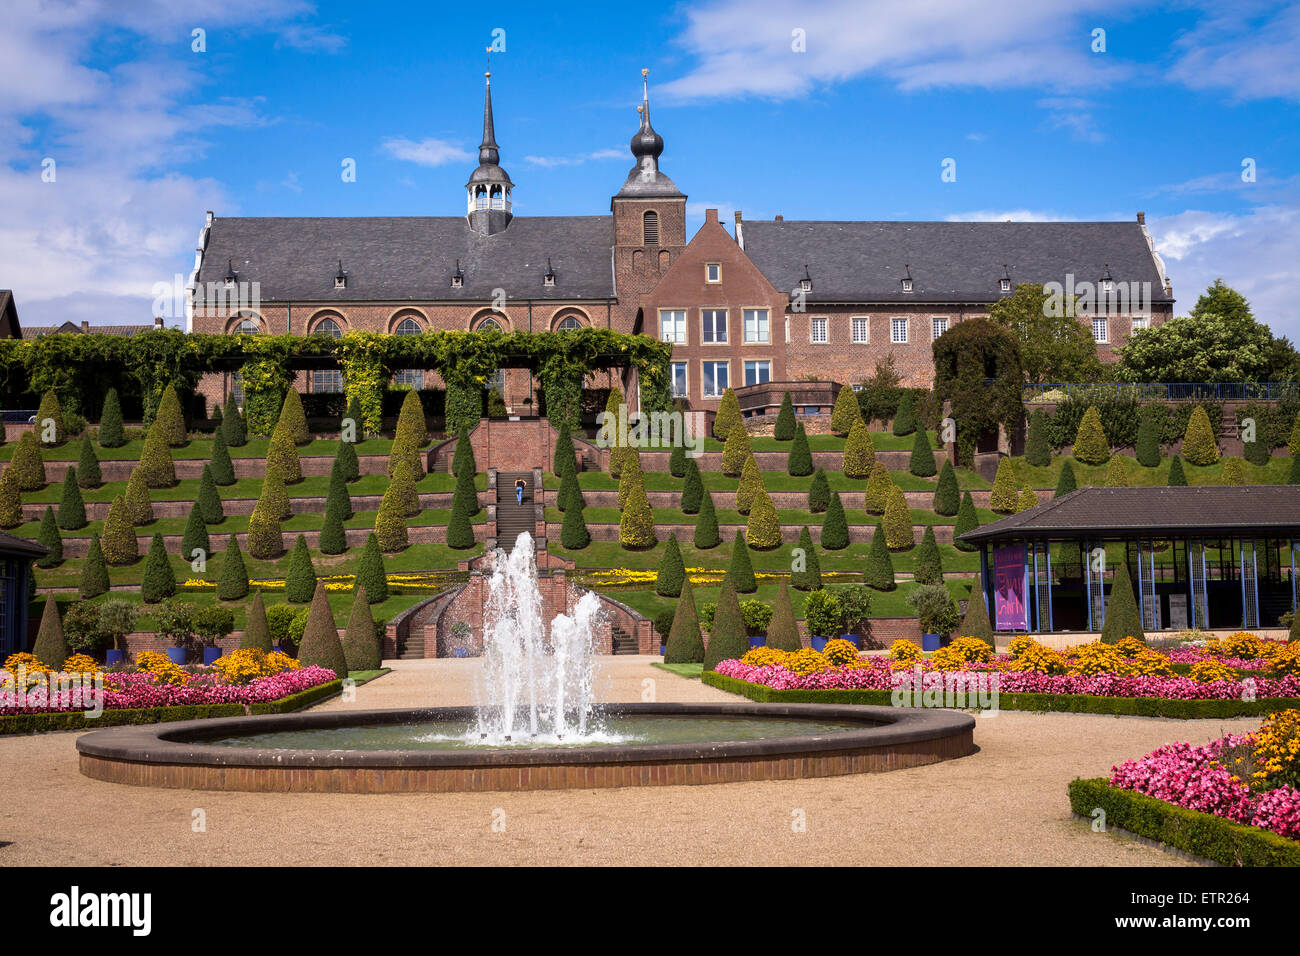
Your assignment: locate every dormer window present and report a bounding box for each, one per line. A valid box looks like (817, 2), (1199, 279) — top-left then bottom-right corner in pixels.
(1101, 264), (1114, 294)
(334, 259), (347, 290)
(706, 263), (721, 284)
(901, 265), (913, 293)
(451, 259), (464, 289)
(224, 259), (237, 287)
(543, 258), (556, 287)
(999, 265), (1011, 293)
(799, 264), (812, 292)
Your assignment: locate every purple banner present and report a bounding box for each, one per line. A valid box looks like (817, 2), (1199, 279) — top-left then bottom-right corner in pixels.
(993, 544), (1028, 631)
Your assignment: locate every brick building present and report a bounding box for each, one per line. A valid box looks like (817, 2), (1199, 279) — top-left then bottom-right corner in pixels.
(186, 69), (1173, 417)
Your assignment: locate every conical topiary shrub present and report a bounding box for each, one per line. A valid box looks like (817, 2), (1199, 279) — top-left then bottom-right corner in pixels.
(712, 387), (742, 441)
(1104, 457), (1128, 487)
(773, 392), (796, 441)
(79, 534), (110, 599)
(318, 493), (348, 555)
(560, 498), (591, 549)
(1221, 457), (1246, 485)
(197, 464), (224, 524)
(342, 586), (382, 671)
(864, 521), (896, 590)
(138, 422), (176, 488)
(655, 533), (685, 597)
(35, 390), (65, 446)
(245, 497), (284, 560)
(36, 506), (62, 568)
(693, 491), (720, 549)
(278, 387), (310, 445)
(32, 596), (69, 669)
(445, 472), (476, 549)
(374, 481), (410, 552)
(1100, 560), (1145, 645)
(101, 494), (137, 565)
(267, 419), (302, 484)
(343, 394), (364, 442)
(141, 533), (176, 604)
(617, 446), (646, 511)
(808, 467), (830, 514)
(959, 589), (996, 651)
(210, 426), (236, 485)
(1072, 406), (1110, 465)
(830, 383), (862, 437)
(664, 579), (705, 664)
(1181, 405), (1219, 466)
(1168, 455), (1188, 486)
(452, 428), (477, 478)
(297, 582), (349, 678)
(989, 457), (1019, 513)
(154, 384), (187, 447)
(953, 491), (980, 552)
(218, 534), (249, 600)
(728, 530), (756, 593)
(354, 533), (387, 602)
(553, 423), (575, 477)
(557, 462), (581, 513)
(328, 459), (354, 519)
(99, 388), (126, 448)
(181, 501), (210, 561)
(284, 534), (317, 603)
(792, 526), (822, 591)
(842, 420), (875, 479)
(124, 467), (153, 525)
(720, 422), (752, 477)
(892, 390), (916, 437)
(914, 525), (943, 586)
(389, 390), (426, 477)
(1136, 410), (1161, 468)
(1016, 485), (1040, 512)
(1055, 460), (1078, 497)
(336, 438), (360, 483)
(76, 437), (102, 489)
(909, 427), (937, 477)
(242, 591), (273, 651)
(864, 462), (893, 515)
(1243, 426), (1270, 466)
(221, 393), (247, 447)
(391, 459), (420, 517)
(57, 467), (86, 530)
(883, 484), (913, 551)
(746, 486), (781, 550)
(933, 460), (959, 515)
(261, 465), (291, 520)
(0, 467), (18, 529)
(1025, 409), (1051, 468)
(668, 442), (686, 479)
(603, 388), (626, 478)
(680, 458), (703, 514)
(703, 575), (748, 670)
(11, 432), (46, 490)
(735, 454), (762, 515)
(767, 577), (801, 651)
(787, 423), (814, 476)
(821, 491), (848, 550)
(619, 479), (656, 550)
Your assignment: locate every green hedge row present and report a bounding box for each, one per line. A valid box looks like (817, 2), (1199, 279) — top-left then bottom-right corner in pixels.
(700, 671), (1300, 718)
(1067, 777), (1300, 866)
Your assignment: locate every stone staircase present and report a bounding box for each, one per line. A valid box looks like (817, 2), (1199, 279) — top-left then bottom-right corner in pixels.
(611, 623), (639, 655)
(396, 627), (425, 660)
(495, 472), (535, 552)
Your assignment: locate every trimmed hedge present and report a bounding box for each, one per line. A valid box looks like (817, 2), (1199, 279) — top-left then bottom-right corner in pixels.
(354, 533), (388, 602)
(101, 494), (137, 565)
(808, 467), (830, 514)
(79, 534), (110, 599)
(864, 462), (892, 515)
(1025, 409), (1051, 468)
(210, 426), (236, 485)
(77, 437), (102, 488)
(989, 457), (1019, 513)
(693, 491), (720, 549)
(720, 422), (752, 476)
(57, 467), (87, 529)
(842, 421), (874, 478)
(680, 458), (703, 514)
(830, 383), (863, 436)
(664, 579), (705, 664)
(1055, 461), (1078, 497)
(124, 466), (153, 524)
(712, 387), (742, 441)
(735, 454), (762, 514)
(908, 427), (936, 477)
(1072, 406), (1111, 465)
(560, 498), (591, 549)
(284, 534), (318, 603)
(99, 388), (126, 447)
(141, 532), (176, 603)
(655, 532), (685, 596)
(218, 534), (250, 600)
(745, 486), (781, 550)
(788, 423), (814, 476)
(138, 422), (176, 488)
(933, 460), (959, 516)
(820, 491), (848, 550)
(728, 530), (757, 593)
(883, 484), (913, 551)
(773, 392), (796, 441)
(792, 525), (822, 591)
(1182, 405), (1220, 466)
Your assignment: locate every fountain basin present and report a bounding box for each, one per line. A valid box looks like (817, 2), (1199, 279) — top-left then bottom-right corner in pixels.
(76, 703), (975, 793)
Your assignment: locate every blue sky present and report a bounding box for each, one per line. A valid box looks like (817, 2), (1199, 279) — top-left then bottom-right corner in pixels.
(2, 0), (1297, 337)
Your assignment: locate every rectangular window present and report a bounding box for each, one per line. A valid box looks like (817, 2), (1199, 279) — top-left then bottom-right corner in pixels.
(744, 361), (771, 386)
(670, 362), (688, 398)
(394, 369), (423, 388)
(660, 309), (686, 344)
(701, 309), (728, 344)
(312, 369), (343, 393)
(932, 317), (948, 340)
(1131, 315), (1149, 332)
(230, 372), (244, 405)
(743, 308), (770, 343)
(891, 318), (908, 344)
(1093, 317), (1109, 343)
(810, 317), (828, 343)
(851, 317), (869, 343)
(702, 361), (729, 398)
(705, 263), (721, 283)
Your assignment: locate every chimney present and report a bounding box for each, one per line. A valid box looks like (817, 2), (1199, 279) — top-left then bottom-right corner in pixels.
(733, 211), (745, 250)
(705, 208), (718, 224)
(775, 214), (783, 221)
(1136, 211), (1145, 225)
(154, 316), (164, 328)
(80, 320), (89, 333)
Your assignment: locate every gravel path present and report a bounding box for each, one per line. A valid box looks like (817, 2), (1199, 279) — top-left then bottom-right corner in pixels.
(0, 657), (1259, 866)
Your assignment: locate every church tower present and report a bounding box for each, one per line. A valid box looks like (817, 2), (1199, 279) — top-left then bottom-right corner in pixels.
(466, 70), (513, 237)
(611, 69), (687, 333)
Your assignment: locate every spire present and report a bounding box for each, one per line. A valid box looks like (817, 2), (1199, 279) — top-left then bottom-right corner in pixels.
(616, 67), (682, 198)
(479, 70), (500, 166)
(466, 57), (513, 236)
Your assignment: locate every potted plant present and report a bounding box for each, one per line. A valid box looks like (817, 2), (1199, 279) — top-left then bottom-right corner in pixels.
(265, 603), (297, 654)
(740, 599), (774, 649)
(99, 600), (139, 665)
(449, 620), (472, 658)
(153, 598), (197, 665)
(193, 605), (236, 664)
(802, 589), (843, 653)
(906, 585), (961, 652)
(654, 610), (674, 657)
(835, 584), (873, 649)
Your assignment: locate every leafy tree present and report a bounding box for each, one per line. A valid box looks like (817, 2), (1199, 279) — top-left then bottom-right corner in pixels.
(342, 586), (382, 671)
(1016, 485), (1040, 511)
(446, 473), (476, 549)
(668, 441), (686, 479)
(702, 575), (747, 670)
(821, 491), (848, 550)
(560, 498), (591, 549)
(909, 427), (936, 477)
(1221, 457), (1246, 485)
(892, 390), (916, 436)
(842, 421), (874, 478)
(720, 422), (752, 476)
(11, 432), (46, 490)
(664, 579), (705, 663)
(36, 506), (62, 567)
(354, 533), (388, 602)
(989, 457), (1020, 513)
(260, 465), (291, 520)
(914, 526), (943, 585)
(617, 445), (645, 510)
(221, 393), (247, 447)
(953, 491), (980, 551)
(864, 521), (895, 590)
(693, 491), (720, 549)
(210, 426), (236, 485)
(883, 484), (913, 551)
(830, 383), (863, 436)
(181, 501), (210, 560)
(32, 597), (69, 669)
(335, 438), (360, 483)
(745, 487), (781, 549)
(328, 461), (354, 519)
(1168, 455), (1188, 486)
(197, 464), (224, 524)
(297, 582), (349, 678)
(864, 462), (893, 515)
(1181, 405), (1219, 465)
(267, 419), (302, 483)
(773, 392), (796, 441)
(452, 427), (476, 478)
(1100, 560), (1145, 644)
(218, 534), (249, 600)
(284, 534), (317, 602)
(959, 590), (996, 650)
(618, 479), (655, 549)
(788, 422), (814, 476)
(1072, 406), (1110, 465)
(680, 458), (703, 514)
(0, 467), (18, 529)
(932, 318), (1024, 466)
(76, 437), (102, 488)
(154, 384), (188, 446)
(101, 494), (137, 565)
(1290, 412), (1300, 458)
(35, 390), (65, 446)
(245, 497), (284, 560)
(241, 591), (273, 651)
(933, 460), (960, 516)
(318, 492), (348, 555)
(391, 460), (420, 517)
(712, 387), (742, 441)
(375, 480), (409, 552)
(655, 533), (685, 596)
(99, 388), (126, 447)
(792, 526), (822, 591)
(1136, 409), (1162, 468)
(1055, 461), (1078, 497)
(735, 454), (762, 514)
(728, 530), (756, 593)
(79, 534), (110, 599)
(1025, 410), (1051, 468)
(767, 578), (802, 651)
(57, 467), (87, 529)
(988, 282), (1103, 384)
(1104, 458), (1129, 487)
(808, 467), (831, 513)
(141, 533), (176, 603)
(278, 388), (310, 445)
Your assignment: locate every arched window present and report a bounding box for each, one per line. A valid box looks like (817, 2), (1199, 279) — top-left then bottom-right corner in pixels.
(395, 317), (422, 335)
(394, 316), (422, 386)
(313, 317), (342, 337)
(235, 318), (260, 334)
(556, 315), (582, 331)
(477, 317), (502, 333)
(643, 210), (659, 245)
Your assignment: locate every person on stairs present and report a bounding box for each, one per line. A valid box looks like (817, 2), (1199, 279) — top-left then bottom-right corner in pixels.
(514, 478), (526, 505)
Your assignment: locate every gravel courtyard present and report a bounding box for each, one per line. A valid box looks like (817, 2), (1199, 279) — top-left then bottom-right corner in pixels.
(0, 657), (1258, 866)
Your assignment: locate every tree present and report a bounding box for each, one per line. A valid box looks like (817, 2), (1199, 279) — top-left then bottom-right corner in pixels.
(267, 419), (302, 484)
(617, 445), (645, 510)
(864, 522), (895, 590)
(101, 494), (137, 565)
(702, 575), (748, 670)
(959, 590), (996, 651)
(354, 534), (388, 602)
(693, 491), (720, 549)
(1135, 409), (1162, 468)
(933, 460), (960, 516)
(988, 282), (1103, 384)
(284, 534), (317, 602)
(0, 467), (18, 529)
(154, 384), (187, 447)
(1100, 560), (1145, 644)
(260, 465), (291, 520)
(932, 318), (1024, 466)
(821, 491), (848, 550)
(788, 422), (814, 476)
(619, 472), (656, 550)
(808, 468), (831, 514)
(32, 596), (69, 669)
(557, 460), (582, 513)
(728, 530), (756, 593)
(374, 480), (410, 552)
(908, 426), (937, 477)
(335, 438), (360, 484)
(953, 491), (980, 551)
(792, 526), (822, 591)
(343, 394), (365, 441)
(830, 383), (863, 436)
(1168, 455), (1188, 486)
(989, 457), (1020, 513)
(745, 486), (781, 550)
(720, 422), (752, 476)
(1016, 485), (1040, 511)
(864, 462), (893, 515)
(883, 484), (913, 551)
(1025, 410), (1052, 468)
(1289, 455), (1300, 486)
(36, 506), (62, 568)
(57, 467), (87, 529)
(134, 422), (175, 490)
(446, 472), (476, 549)
(196, 464), (224, 524)
(680, 458), (703, 514)
(391, 459), (420, 517)
(318, 493), (348, 555)
(452, 427), (477, 478)
(892, 390), (916, 436)
(297, 582), (349, 678)
(655, 533), (685, 596)
(664, 579), (705, 664)
(35, 390), (65, 446)
(767, 578), (802, 651)
(735, 455), (762, 514)
(99, 388), (126, 447)
(1290, 412), (1300, 459)
(1243, 425), (1270, 467)
(554, 423), (575, 477)
(218, 534), (249, 600)
(181, 501), (210, 561)
(560, 498), (591, 549)
(773, 392), (796, 441)
(604, 388), (627, 477)
(79, 534), (109, 599)
(1181, 405), (1219, 466)
(76, 437), (102, 488)
(327, 461), (354, 519)
(842, 421), (875, 478)
(914, 526), (943, 585)
(1221, 457), (1246, 486)
(1055, 461), (1078, 497)
(1104, 457), (1128, 487)
(221, 393), (247, 446)
(241, 591), (273, 651)
(278, 388), (310, 445)
(342, 587), (382, 671)
(210, 426), (236, 485)
(141, 533), (176, 603)
(1072, 406), (1110, 465)
(712, 387), (742, 441)
(11, 432), (46, 490)
(245, 496), (284, 560)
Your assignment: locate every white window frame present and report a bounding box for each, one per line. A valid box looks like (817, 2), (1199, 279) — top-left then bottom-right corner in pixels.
(810, 316), (828, 344)
(312, 369), (343, 393)
(890, 317), (909, 344)
(931, 317), (948, 340)
(701, 308), (728, 345)
(743, 307), (770, 344)
(744, 360), (771, 387)
(851, 316), (869, 344)
(1092, 317), (1109, 344)
(659, 308), (687, 345)
(705, 263), (721, 284)
(1131, 315), (1150, 333)
(670, 361), (689, 399)
(701, 360), (729, 398)
(394, 369), (423, 389)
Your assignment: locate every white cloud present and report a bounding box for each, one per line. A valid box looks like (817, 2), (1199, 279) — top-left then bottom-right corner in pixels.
(523, 148), (626, 168)
(381, 137), (473, 167)
(944, 210), (1072, 222)
(1167, 1), (1300, 102)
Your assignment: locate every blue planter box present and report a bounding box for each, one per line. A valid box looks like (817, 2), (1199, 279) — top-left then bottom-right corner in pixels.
(921, 633), (942, 652)
(809, 635), (828, 652)
(838, 634), (858, 648)
(202, 647), (222, 665)
(452, 648), (469, 659)
(748, 635), (767, 649)
(659, 644), (667, 656)
(165, 647), (188, 665)
(105, 649), (125, 666)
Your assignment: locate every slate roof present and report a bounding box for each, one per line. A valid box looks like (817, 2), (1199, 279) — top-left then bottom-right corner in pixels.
(961, 487), (1300, 543)
(21, 321), (155, 338)
(0, 530), (48, 559)
(197, 216), (617, 302)
(741, 220), (1172, 304)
